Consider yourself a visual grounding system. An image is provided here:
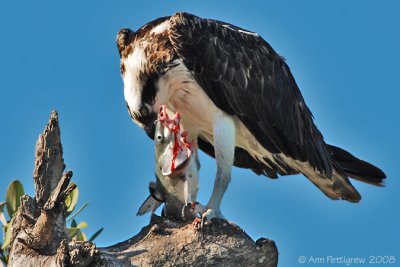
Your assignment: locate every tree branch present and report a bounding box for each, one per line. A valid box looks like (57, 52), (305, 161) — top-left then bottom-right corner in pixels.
(7, 111), (279, 267)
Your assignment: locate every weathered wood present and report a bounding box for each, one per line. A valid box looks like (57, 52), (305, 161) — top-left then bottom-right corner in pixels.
(94, 215), (278, 267)
(7, 111), (278, 267)
(8, 111), (71, 266)
(33, 111), (66, 208)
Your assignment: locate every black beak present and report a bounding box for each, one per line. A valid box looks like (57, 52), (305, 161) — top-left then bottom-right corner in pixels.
(144, 112), (157, 139)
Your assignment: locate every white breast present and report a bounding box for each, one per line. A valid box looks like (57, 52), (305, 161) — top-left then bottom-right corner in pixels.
(154, 60), (220, 140)
(150, 59), (299, 173)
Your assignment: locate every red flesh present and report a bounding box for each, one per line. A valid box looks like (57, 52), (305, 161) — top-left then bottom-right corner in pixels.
(158, 105), (194, 173)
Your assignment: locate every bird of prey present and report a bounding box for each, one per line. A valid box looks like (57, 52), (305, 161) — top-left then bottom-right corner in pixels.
(117, 12), (386, 223)
(137, 106), (205, 221)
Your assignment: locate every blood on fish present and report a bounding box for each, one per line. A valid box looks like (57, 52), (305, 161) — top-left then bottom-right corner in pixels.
(158, 105), (193, 172)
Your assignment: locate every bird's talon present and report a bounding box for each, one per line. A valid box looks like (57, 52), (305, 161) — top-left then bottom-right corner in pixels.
(200, 207), (225, 228)
(191, 217), (202, 229)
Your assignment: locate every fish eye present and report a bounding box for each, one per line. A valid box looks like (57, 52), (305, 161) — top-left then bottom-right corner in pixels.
(156, 133), (163, 142)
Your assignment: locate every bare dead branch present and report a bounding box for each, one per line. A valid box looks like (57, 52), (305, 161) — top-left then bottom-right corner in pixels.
(7, 111), (278, 267)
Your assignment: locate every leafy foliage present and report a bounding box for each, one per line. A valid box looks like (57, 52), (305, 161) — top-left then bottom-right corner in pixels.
(5, 180), (24, 220)
(64, 186), (103, 242)
(0, 180), (24, 264)
(0, 179), (103, 265)
(65, 183), (79, 216)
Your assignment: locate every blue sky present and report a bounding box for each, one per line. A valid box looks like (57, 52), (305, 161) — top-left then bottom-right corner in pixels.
(1, 1), (399, 266)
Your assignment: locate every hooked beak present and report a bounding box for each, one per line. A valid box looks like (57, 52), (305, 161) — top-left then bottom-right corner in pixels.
(145, 119), (156, 139)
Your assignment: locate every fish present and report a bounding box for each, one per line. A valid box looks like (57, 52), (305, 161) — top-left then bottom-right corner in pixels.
(137, 105), (205, 221)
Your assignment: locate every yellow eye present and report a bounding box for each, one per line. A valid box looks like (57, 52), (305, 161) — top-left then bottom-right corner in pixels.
(140, 106), (149, 117)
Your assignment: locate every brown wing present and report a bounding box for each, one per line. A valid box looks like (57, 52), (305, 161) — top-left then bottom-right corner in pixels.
(168, 12), (333, 176)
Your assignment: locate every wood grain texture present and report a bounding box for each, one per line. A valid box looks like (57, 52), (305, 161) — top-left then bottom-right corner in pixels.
(7, 112), (278, 267)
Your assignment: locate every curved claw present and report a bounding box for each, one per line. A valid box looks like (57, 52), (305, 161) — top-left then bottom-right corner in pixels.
(182, 201), (207, 220)
(192, 217), (202, 229)
(200, 208), (225, 228)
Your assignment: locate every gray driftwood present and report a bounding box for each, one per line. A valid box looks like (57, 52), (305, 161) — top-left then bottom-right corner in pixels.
(7, 112), (278, 267)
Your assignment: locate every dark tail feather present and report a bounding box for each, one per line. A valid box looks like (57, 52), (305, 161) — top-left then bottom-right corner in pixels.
(328, 145), (386, 186)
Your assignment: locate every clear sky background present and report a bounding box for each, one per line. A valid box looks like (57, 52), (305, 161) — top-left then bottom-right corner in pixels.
(1, 1), (399, 266)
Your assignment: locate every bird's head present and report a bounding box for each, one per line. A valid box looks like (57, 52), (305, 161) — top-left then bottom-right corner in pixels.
(116, 28), (135, 57)
(126, 101), (157, 139)
(118, 26), (158, 138)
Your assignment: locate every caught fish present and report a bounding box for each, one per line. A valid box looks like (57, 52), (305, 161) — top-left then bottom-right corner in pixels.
(137, 105), (205, 221)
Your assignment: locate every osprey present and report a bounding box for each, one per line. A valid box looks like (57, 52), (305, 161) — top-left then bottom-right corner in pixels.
(117, 12), (386, 222)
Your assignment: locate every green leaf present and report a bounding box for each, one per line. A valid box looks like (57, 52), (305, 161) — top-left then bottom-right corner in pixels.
(1, 217), (14, 250)
(0, 202), (7, 227)
(70, 229), (85, 241)
(71, 219), (77, 228)
(67, 220), (88, 240)
(75, 230), (83, 241)
(67, 202), (89, 223)
(65, 184), (78, 216)
(76, 221), (88, 229)
(88, 227), (104, 242)
(67, 227), (79, 239)
(5, 180), (24, 218)
(80, 231), (87, 242)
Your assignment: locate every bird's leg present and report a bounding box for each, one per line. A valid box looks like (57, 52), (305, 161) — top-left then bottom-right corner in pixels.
(202, 112), (235, 226)
(182, 201), (206, 225)
(192, 217), (202, 228)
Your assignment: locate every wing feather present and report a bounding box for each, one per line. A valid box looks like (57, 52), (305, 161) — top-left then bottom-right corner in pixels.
(168, 12), (332, 176)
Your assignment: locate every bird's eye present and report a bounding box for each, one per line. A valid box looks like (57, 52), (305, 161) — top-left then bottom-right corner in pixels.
(140, 106), (149, 117)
